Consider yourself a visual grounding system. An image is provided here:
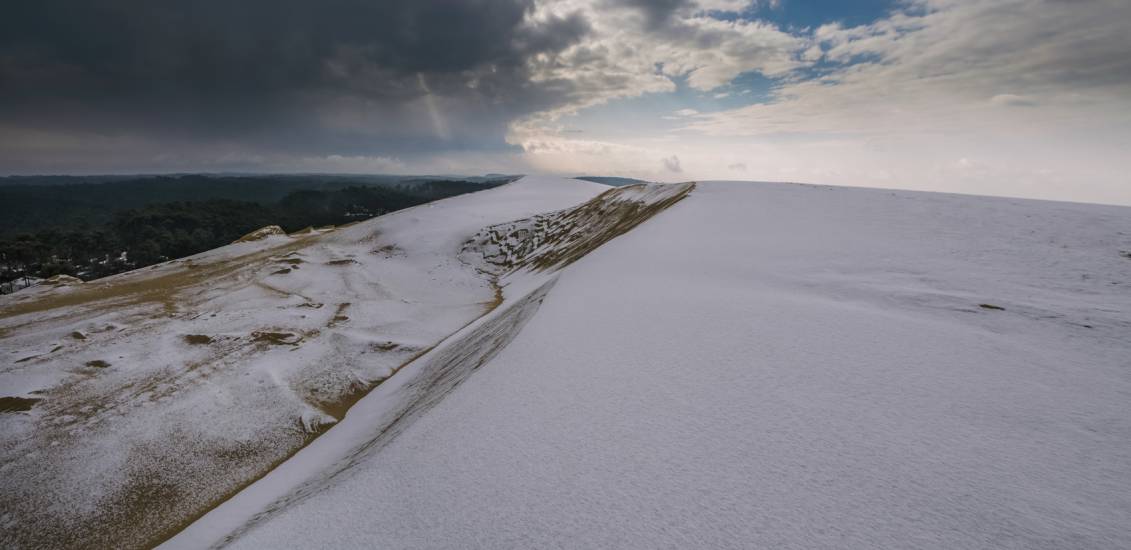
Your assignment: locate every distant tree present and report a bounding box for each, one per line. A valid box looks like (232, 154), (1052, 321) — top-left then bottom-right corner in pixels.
(133, 239), (163, 265)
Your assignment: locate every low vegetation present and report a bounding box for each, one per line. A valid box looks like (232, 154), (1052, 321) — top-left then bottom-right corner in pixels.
(0, 175), (512, 293)
(461, 182), (695, 275)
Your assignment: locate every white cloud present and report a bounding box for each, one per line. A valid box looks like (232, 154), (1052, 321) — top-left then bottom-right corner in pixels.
(690, 0), (1131, 138)
(513, 0), (804, 132)
(511, 0), (1131, 204)
(696, 0), (752, 12)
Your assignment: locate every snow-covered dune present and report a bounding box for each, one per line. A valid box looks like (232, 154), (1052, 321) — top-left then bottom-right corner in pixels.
(0, 176), (609, 549)
(206, 181), (1131, 549)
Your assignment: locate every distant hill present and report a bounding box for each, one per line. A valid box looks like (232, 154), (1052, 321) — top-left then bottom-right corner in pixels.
(0, 175), (145, 186)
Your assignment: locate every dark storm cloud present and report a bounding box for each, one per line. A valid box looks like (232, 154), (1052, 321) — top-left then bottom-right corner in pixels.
(0, 0), (590, 165)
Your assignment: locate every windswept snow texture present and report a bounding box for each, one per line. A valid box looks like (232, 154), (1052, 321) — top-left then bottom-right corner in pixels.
(163, 180), (696, 549)
(0, 176), (607, 549)
(223, 182), (1131, 549)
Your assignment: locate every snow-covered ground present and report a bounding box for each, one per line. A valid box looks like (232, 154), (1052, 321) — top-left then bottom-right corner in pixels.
(0, 176), (608, 548)
(187, 181), (1131, 549)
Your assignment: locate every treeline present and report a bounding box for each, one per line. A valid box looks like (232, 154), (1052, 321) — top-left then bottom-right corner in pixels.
(1, 178), (508, 293)
(0, 174), (512, 235)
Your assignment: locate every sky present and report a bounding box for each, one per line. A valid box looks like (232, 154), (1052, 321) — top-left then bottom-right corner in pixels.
(1, 0), (1130, 204)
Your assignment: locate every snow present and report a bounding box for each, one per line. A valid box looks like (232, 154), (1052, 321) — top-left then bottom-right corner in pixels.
(233, 224), (287, 242)
(0, 176), (608, 548)
(163, 180), (694, 549)
(204, 181), (1130, 549)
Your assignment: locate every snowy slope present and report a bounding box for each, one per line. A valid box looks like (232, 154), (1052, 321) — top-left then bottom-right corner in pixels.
(0, 176), (608, 549)
(208, 181), (1131, 549)
(163, 180), (695, 549)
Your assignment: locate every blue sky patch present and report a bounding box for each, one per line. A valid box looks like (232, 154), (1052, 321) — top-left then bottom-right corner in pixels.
(710, 0), (900, 30)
